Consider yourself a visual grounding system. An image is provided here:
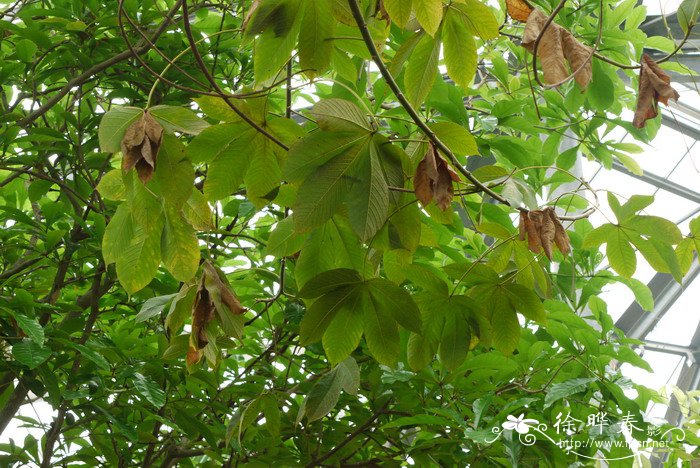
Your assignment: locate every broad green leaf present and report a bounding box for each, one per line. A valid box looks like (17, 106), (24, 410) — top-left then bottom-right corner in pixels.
(606, 229), (636, 278)
(311, 99), (371, 133)
(284, 131), (370, 182)
(413, 0), (443, 36)
(265, 215), (306, 257)
(678, 0), (699, 34)
(253, 1), (302, 83)
(298, 268), (363, 299)
(583, 223), (616, 248)
(161, 207), (199, 282)
(544, 377), (597, 408)
(166, 285), (196, 336)
(244, 141), (282, 206)
(299, 0), (334, 77)
(366, 278), (422, 333)
(183, 190), (213, 230)
(293, 140), (370, 231)
(303, 357), (359, 421)
(13, 340), (51, 369)
(133, 373), (166, 408)
(154, 135), (194, 208)
(505, 284), (546, 323)
(187, 123), (250, 164)
(323, 292), (364, 364)
(135, 294), (177, 322)
(102, 203), (134, 265)
(405, 33), (440, 108)
(633, 237), (683, 282)
(429, 121), (477, 156)
(363, 292), (400, 365)
(149, 105), (209, 135)
(489, 294), (520, 355)
(300, 285), (360, 344)
(627, 216), (682, 244)
(384, 0), (413, 27)
(450, 0), (499, 39)
(10, 312), (44, 344)
(202, 129), (257, 201)
(98, 107), (143, 153)
(442, 10), (477, 90)
(96, 170), (126, 201)
(347, 144), (390, 241)
(440, 306), (470, 371)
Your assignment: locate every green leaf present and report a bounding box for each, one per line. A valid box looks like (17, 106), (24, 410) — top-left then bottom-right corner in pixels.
(244, 140), (282, 205)
(161, 207), (199, 282)
(626, 216), (682, 244)
(450, 0), (499, 39)
(187, 123), (250, 164)
(303, 357), (359, 421)
(413, 0), (443, 36)
(13, 340), (51, 369)
(148, 105), (209, 135)
(363, 291), (400, 365)
(284, 131), (370, 182)
(293, 139), (370, 231)
(102, 203), (134, 266)
(16, 38), (37, 62)
(133, 373), (166, 408)
(440, 306), (470, 371)
(265, 215), (306, 257)
(347, 144), (389, 241)
(96, 170), (126, 201)
(323, 292), (364, 364)
(429, 121), (477, 156)
(384, 0), (413, 27)
(442, 11), (477, 90)
(489, 294), (520, 355)
(505, 284), (546, 323)
(311, 99), (371, 133)
(10, 313), (44, 344)
(183, 190), (213, 230)
(544, 377), (597, 408)
(298, 268), (363, 299)
(405, 33), (440, 108)
(678, 0), (699, 34)
(606, 229), (636, 278)
(98, 107), (143, 153)
(154, 135), (194, 208)
(135, 294), (177, 322)
(300, 285), (360, 344)
(202, 128), (257, 201)
(299, 0), (334, 76)
(366, 278), (422, 333)
(583, 223), (616, 248)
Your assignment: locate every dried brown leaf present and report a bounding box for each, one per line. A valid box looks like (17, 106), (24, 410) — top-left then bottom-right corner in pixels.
(192, 283), (215, 349)
(633, 54), (680, 128)
(540, 208), (556, 260)
(203, 262), (247, 316)
(522, 9), (592, 88)
(413, 144), (461, 211)
(547, 208), (571, 255)
(526, 211), (543, 254)
(121, 111), (163, 184)
(518, 211), (527, 241)
(507, 0), (534, 22)
(186, 345), (203, 366)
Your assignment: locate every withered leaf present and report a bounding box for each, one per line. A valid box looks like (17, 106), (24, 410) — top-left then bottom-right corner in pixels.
(203, 262), (246, 316)
(186, 345), (203, 366)
(413, 144), (461, 211)
(633, 54), (680, 128)
(522, 9), (592, 88)
(121, 111), (163, 184)
(518, 207), (571, 260)
(192, 282), (215, 350)
(507, 0), (534, 22)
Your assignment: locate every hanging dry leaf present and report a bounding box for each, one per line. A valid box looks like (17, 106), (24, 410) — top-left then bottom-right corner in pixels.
(121, 111), (163, 183)
(518, 207), (571, 260)
(632, 54), (680, 128)
(507, 0), (534, 22)
(413, 144), (461, 211)
(547, 207), (571, 255)
(192, 281), (215, 350)
(203, 262), (246, 316)
(186, 345), (203, 366)
(521, 9), (592, 88)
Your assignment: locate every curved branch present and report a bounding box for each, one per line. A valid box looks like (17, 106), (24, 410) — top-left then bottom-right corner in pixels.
(347, 0), (512, 208)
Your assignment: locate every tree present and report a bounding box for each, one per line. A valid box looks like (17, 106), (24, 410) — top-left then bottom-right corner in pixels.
(0, 0), (698, 466)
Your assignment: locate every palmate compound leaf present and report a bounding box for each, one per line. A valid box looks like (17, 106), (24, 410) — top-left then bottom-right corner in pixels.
(298, 269), (421, 365)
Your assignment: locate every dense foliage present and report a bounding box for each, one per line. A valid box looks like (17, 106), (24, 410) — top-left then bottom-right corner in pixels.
(1, 0), (699, 466)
